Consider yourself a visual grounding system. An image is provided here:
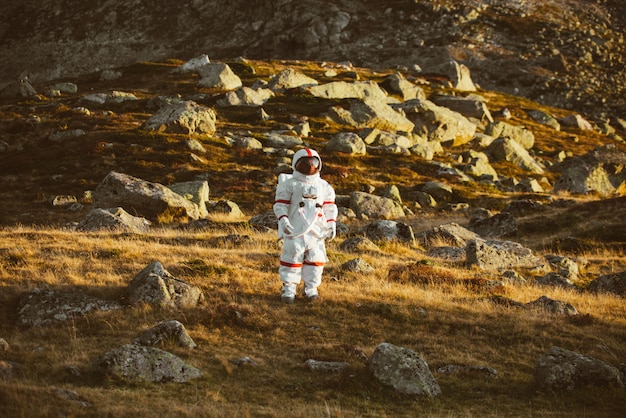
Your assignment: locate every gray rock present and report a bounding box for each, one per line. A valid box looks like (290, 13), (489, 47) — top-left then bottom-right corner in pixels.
(308, 80), (388, 101)
(305, 359), (351, 373)
(534, 346), (623, 391)
(339, 237), (381, 254)
(328, 99), (415, 132)
(127, 261), (204, 309)
(526, 295), (578, 315)
(326, 132), (367, 155)
(420, 222), (480, 248)
(469, 212), (518, 238)
(94, 344), (202, 383)
(363, 220), (415, 245)
(217, 86), (274, 107)
(369, 342), (441, 396)
(431, 94), (493, 123)
(17, 288), (122, 327)
(341, 258), (374, 273)
(526, 109), (560, 131)
(587, 271), (626, 297)
(394, 99), (476, 146)
(144, 100), (216, 135)
(197, 62), (242, 90)
(558, 114), (593, 130)
(427, 246), (466, 262)
(485, 137), (544, 174)
(168, 180), (210, 217)
(553, 145), (626, 196)
(466, 238), (542, 270)
(485, 121), (535, 150)
(134, 320), (197, 348)
(92, 171), (201, 223)
(437, 364), (498, 379)
(77, 207), (151, 233)
(350, 191), (405, 220)
(267, 68), (318, 91)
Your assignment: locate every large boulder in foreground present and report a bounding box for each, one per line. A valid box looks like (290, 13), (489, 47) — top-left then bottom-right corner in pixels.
(94, 344), (202, 383)
(534, 346), (623, 391)
(368, 342), (441, 396)
(93, 171), (201, 224)
(17, 288), (122, 327)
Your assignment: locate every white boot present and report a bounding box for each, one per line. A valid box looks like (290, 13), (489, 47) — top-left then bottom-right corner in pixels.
(281, 283), (297, 304)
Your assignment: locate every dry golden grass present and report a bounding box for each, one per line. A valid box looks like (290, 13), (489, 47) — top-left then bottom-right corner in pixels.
(0, 225), (624, 418)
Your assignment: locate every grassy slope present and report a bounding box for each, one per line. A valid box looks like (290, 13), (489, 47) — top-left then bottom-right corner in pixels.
(0, 59), (625, 417)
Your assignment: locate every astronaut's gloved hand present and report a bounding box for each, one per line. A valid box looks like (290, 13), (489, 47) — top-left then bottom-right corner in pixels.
(279, 218), (294, 235)
(326, 222), (337, 241)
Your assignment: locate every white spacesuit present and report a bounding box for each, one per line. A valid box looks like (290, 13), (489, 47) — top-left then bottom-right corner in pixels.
(273, 148), (338, 304)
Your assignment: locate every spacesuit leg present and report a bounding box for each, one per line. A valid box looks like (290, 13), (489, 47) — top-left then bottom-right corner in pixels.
(301, 235), (327, 298)
(279, 237), (305, 298)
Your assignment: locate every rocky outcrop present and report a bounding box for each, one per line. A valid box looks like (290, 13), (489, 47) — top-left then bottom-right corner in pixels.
(93, 171), (202, 224)
(534, 346), (623, 391)
(94, 344), (202, 383)
(17, 288), (122, 328)
(368, 342), (441, 396)
(127, 262), (204, 309)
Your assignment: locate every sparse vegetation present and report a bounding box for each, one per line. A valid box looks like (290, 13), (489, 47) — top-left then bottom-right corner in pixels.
(0, 56), (625, 417)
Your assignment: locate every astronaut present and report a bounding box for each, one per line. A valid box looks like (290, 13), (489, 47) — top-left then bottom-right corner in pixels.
(273, 148), (338, 304)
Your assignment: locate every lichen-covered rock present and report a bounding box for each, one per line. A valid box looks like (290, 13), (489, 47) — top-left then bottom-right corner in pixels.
(534, 346), (623, 391)
(17, 288), (122, 327)
(94, 344), (202, 383)
(127, 262), (204, 309)
(368, 342), (441, 396)
(133, 320), (197, 348)
(92, 171), (201, 223)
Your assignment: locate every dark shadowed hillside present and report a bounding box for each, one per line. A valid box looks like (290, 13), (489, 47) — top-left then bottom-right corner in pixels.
(1, 0), (625, 120)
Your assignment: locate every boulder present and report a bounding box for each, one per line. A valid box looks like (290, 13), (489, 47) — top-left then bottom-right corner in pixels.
(485, 121), (535, 150)
(326, 132), (367, 155)
(363, 220), (415, 245)
(93, 171), (201, 223)
(328, 99), (415, 132)
(558, 114), (593, 130)
(553, 145), (626, 196)
(368, 342), (441, 396)
(485, 137), (544, 174)
(267, 68), (318, 91)
(197, 62), (242, 90)
(468, 212), (518, 238)
(394, 99), (476, 146)
(431, 94), (493, 123)
(133, 320), (197, 348)
(76, 207), (152, 233)
(526, 296), (578, 315)
(144, 100), (216, 135)
(339, 237), (381, 253)
(419, 222), (480, 248)
(17, 288), (122, 328)
(466, 238), (542, 270)
(587, 271), (626, 297)
(340, 258), (374, 273)
(380, 73), (426, 101)
(168, 181), (210, 217)
(308, 80), (388, 101)
(534, 346), (623, 391)
(350, 191), (405, 220)
(217, 86), (274, 106)
(127, 261), (205, 309)
(94, 344), (202, 383)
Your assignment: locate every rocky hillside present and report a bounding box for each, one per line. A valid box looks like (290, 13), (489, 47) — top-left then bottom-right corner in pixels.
(1, 0), (625, 121)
